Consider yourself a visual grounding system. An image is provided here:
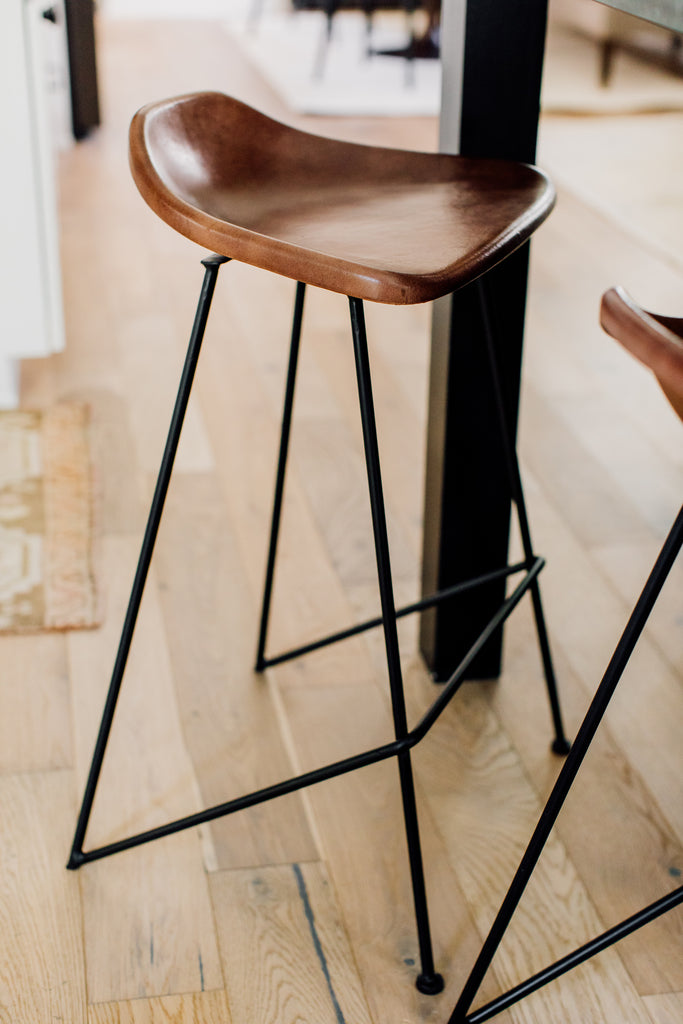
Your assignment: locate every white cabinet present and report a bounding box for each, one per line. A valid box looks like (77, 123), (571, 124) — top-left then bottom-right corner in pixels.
(0, 1), (67, 405)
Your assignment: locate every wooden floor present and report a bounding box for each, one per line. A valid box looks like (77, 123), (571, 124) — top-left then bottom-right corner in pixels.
(3, 16), (682, 1024)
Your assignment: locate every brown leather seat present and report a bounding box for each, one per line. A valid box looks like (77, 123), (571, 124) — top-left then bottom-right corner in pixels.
(129, 91), (555, 305)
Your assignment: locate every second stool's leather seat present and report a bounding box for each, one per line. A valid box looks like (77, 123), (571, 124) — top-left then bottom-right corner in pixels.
(129, 91), (555, 305)
(601, 285), (683, 420)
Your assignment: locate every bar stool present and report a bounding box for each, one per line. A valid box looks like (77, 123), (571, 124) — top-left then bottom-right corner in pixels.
(66, 91), (570, 994)
(449, 285), (683, 1022)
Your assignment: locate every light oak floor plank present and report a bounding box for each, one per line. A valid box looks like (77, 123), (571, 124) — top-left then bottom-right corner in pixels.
(0, 771), (87, 1024)
(643, 992), (683, 1024)
(418, 684), (655, 1023)
(277, 678), (492, 1023)
(117, 310), (215, 476)
(0, 634), (71, 775)
(69, 537), (223, 1003)
(89, 991), (232, 1024)
(195, 280), (376, 688)
(153, 471), (318, 869)
(517, 467), (683, 845)
(493, 596), (682, 990)
(594, 537), (683, 677)
(210, 862), (373, 1024)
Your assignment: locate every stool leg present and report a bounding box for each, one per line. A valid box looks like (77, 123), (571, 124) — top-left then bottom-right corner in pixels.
(349, 297), (444, 995)
(67, 255), (228, 869)
(476, 279), (570, 755)
(449, 503), (683, 1023)
(255, 282), (306, 672)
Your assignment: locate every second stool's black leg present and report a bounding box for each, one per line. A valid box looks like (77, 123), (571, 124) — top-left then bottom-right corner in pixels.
(449, 503), (683, 1023)
(313, 0), (337, 79)
(67, 254), (228, 869)
(476, 279), (570, 754)
(363, 0), (376, 48)
(255, 282), (306, 671)
(349, 297), (444, 995)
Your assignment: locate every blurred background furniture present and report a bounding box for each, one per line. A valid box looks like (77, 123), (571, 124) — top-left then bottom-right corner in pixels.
(551, 0), (682, 84)
(288, 0), (441, 77)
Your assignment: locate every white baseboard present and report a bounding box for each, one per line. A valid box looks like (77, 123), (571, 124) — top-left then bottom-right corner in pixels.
(0, 358), (20, 409)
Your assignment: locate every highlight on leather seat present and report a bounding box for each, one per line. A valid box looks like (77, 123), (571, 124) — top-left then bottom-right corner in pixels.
(128, 90), (555, 305)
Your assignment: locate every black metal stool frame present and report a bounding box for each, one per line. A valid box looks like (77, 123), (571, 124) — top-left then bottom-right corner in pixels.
(449, 503), (683, 1023)
(67, 255), (569, 995)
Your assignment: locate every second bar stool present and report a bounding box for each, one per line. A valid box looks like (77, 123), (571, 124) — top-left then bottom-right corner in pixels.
(67, 92), (570, 994)
(448, 287), (683, 1022)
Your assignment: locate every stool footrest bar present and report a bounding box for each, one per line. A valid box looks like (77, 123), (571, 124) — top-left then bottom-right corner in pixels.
(69, 734), (408, 867)
(68, 558), (543, 869)
(259, 559), (535, 670)
(464, 885), (683, 1024)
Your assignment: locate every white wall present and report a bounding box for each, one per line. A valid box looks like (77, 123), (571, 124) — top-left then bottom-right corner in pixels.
(99, 0), (267, 18)
(0, 0), (66, 405)
(438, 0), (466, 154)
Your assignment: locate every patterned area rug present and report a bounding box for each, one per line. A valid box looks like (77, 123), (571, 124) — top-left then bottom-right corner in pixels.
(0, 403), (100, 634)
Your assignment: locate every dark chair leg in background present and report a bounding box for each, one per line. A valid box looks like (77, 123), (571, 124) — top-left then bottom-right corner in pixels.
(67, 255), (229, 869)
(349, 296), (444, 995)
(255, 281), (306, 672)
(476, 279), (570, 755)
(247, 0), (265, 33)
(313, 0), (338, 79)
(449, 503), (683, 1023)
(600, 38), (616, 86)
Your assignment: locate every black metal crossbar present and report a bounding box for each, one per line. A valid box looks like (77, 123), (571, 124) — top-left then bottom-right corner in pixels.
(258, 561), (531, 670)
(466, 885), (683, 1024)
(68, 553), (543, 870)
(450, 503), (683, 1022)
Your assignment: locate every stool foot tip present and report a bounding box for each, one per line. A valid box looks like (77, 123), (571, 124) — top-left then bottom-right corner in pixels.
(552, 736), (571, 756)
(66, 850), (85, 871)
(416, 972), (445, 995)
